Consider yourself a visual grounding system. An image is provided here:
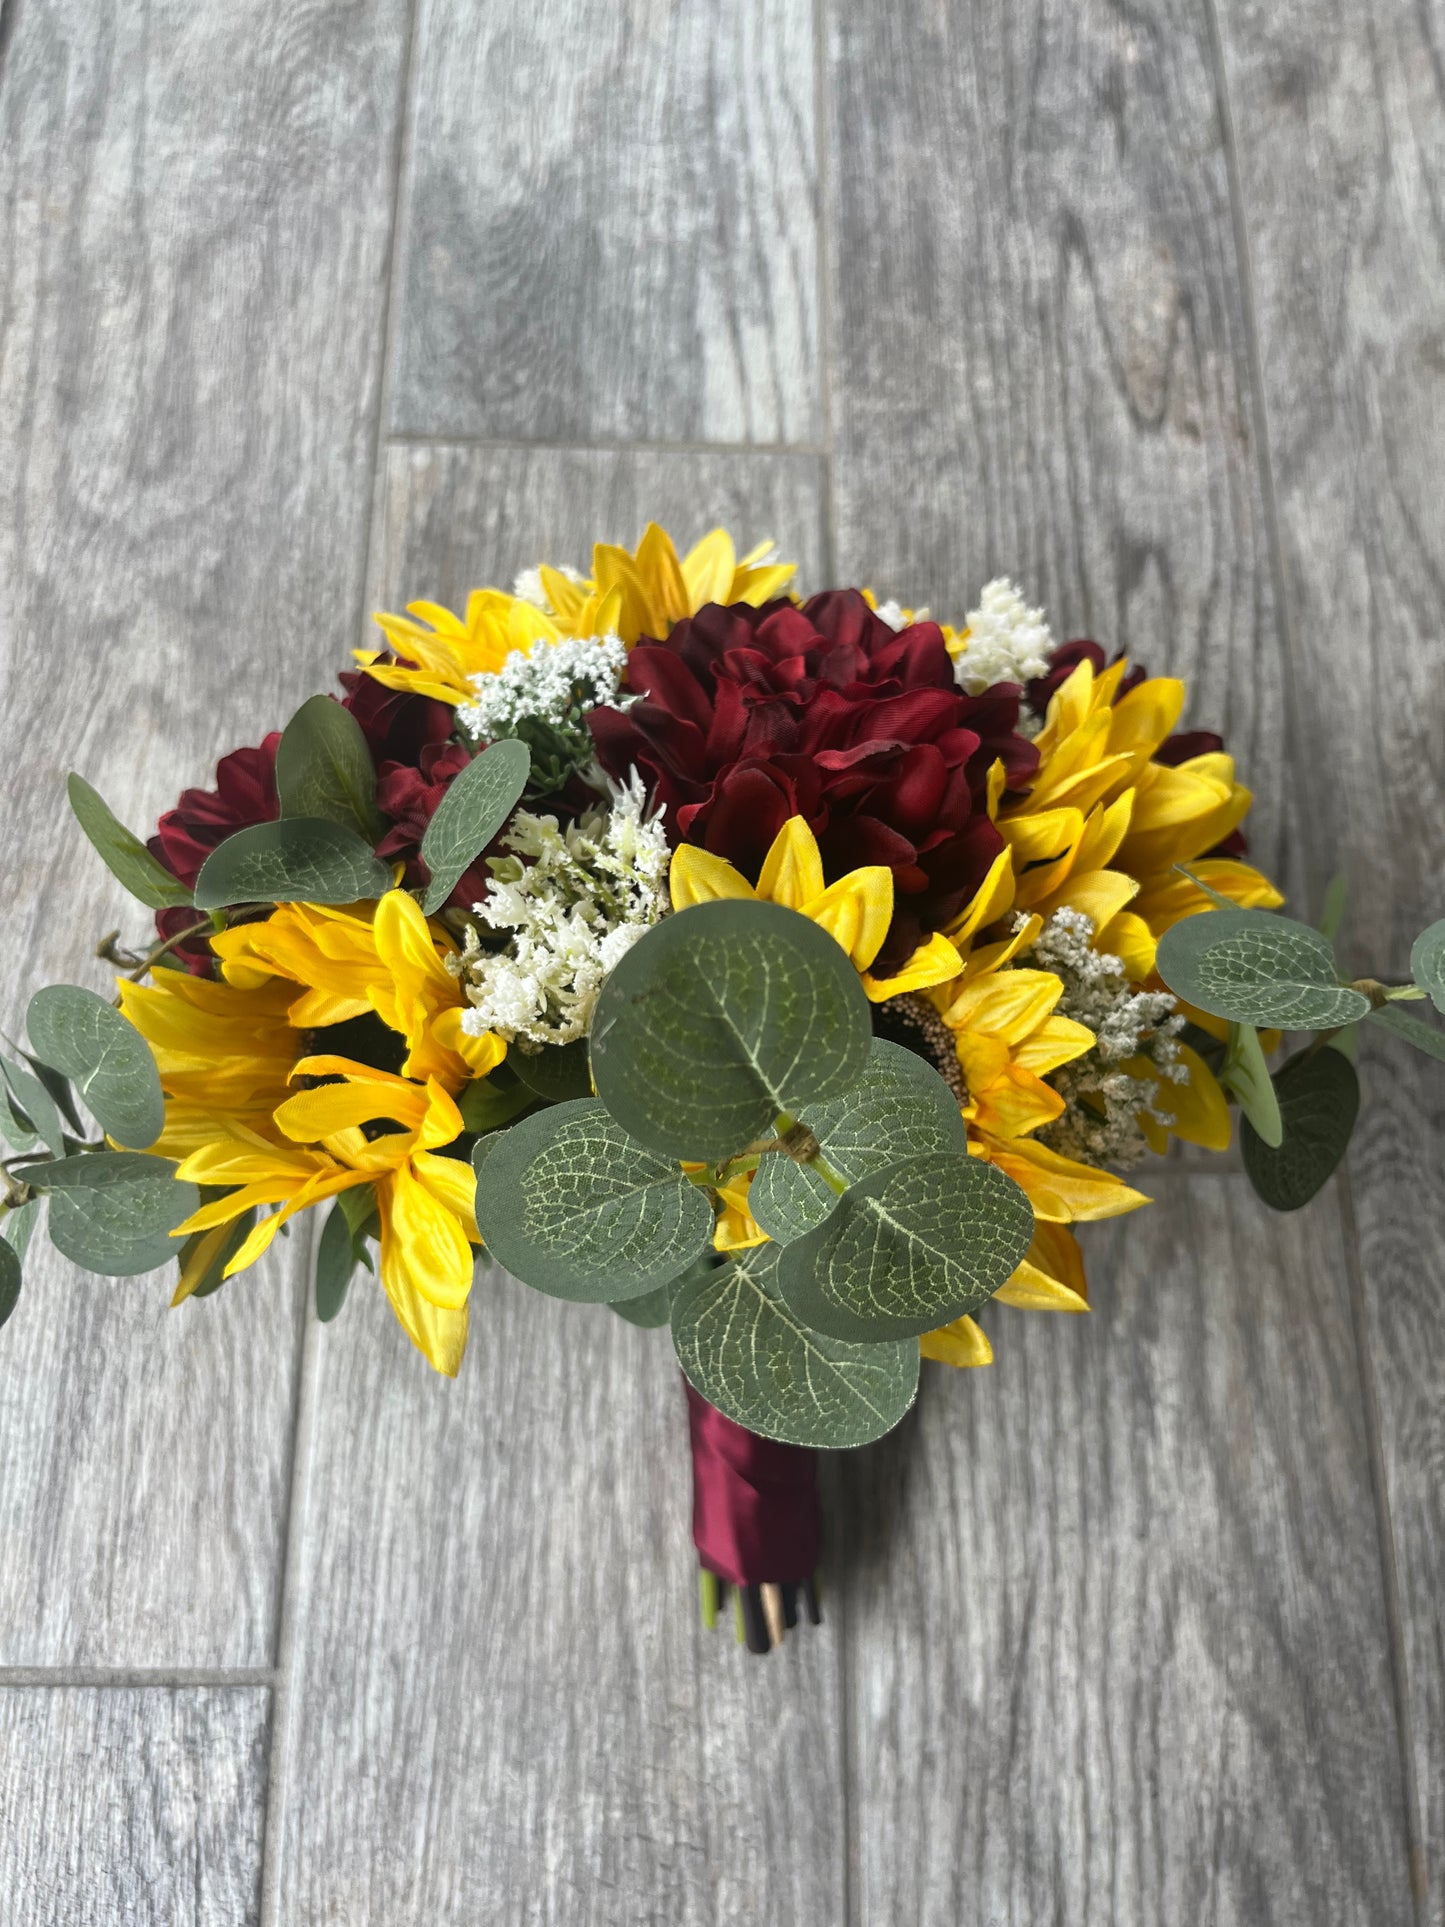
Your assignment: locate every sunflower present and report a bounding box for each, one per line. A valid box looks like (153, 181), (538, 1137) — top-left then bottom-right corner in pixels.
(357, 524), (796, 711)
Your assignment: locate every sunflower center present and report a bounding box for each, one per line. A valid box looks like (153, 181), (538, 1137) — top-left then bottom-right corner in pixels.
(871, 993), (968, 1104)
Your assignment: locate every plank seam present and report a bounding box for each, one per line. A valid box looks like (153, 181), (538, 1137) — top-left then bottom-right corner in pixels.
(385, 431), (828, 459)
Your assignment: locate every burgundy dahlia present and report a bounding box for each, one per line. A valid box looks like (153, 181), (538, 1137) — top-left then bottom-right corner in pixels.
(149, 735), (283, 892)
(374, 742), (491, 910)
(337, 670), (454, 770)
(588, 591), (1038, 972)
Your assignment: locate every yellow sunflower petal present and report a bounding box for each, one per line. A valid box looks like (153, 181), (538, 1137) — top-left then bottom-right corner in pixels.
(920, 1315), (993, 1368)
(757, 816), (826, 909)
(670, 844), (757, 910)
(979, 1134), (1151, 1222)
(801, 868), (893, 972)
(946, 847), (1016, 945)
(862, 932), (963, 1002)
(380, 1163), (475, 1312)
(1010, 1014), (1096, 1077)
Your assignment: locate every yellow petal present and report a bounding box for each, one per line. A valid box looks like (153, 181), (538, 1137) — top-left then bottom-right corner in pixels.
(670, 844), (757, 910)
(1050, 867), (1140, 931)
(757, 816), (826, 909)
(1131, 1043), (1233, 1152)
(801, 869), (893, 972)
(943, 968), (1062, 1045)
(1011, 1014), (1095, 1077)
(411, 1148), (480, 1243)
(862, 932), (963, 1001)
(994, 1220), (1090, 1311)
(681, 528), (737, 610)
(381, 1163), (475, 1311)
(385, 1266), (470, 1377)
(920, 1315), (993, 1368)
(171, 1219), (239, 1307)
(274, 1080), (412, 1144)
(946, 848), (1016, 945)
(1107, 675), (1186, 765)
(970, 1065), (1066, 1139)
(1097, 910), (1157, 982)
(431, 1007), (507, 1080)
(979, 1134), (1151, 1222)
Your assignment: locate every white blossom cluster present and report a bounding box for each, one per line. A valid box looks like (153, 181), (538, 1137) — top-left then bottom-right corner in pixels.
(511, 562), (585, 615)
(873, 598), (930, 632)
(1023, 907), (1188, 1169)
(456, 773), (670, 1048)
(455, 632), (631, 743)
(953, 579), (1054, 698)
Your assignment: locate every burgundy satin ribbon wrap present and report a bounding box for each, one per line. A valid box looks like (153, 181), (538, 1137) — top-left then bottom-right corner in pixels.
(684, 1379), (820, 1586)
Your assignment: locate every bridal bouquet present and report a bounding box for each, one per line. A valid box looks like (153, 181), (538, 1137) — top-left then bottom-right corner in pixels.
(4, 524), (1441, 1654)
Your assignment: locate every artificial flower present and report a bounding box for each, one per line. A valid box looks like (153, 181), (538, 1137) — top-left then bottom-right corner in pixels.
(149, 735), (281, 891)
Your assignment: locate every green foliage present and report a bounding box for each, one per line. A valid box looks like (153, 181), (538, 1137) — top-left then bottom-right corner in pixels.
(24, 1152), (199, 1276)
(1319, 874), (1349, 945)
(420, 739), (531, 914)
(275, 695), (383, 842)
(0, 1233), (19, 1330)
(609, 1282), (673, 1328)
(749, 1039), (969, 1243)
(0, 1076), (41, 1154)
(26, 985), (165, 1150)
(774, 1151), (1033, 1342)
(472, 1099), (714, 1302)
(507, 1038), (593, 1102)
(1155, 907), (1371, 1030)
(1241, 1047), (1360, 1211)
(589, 900), (872, 1161)
(193, 818), (392, 910)
(67, 774), (194, 910)
(670, 1244), (920, 1449)
(456, 1066), (536, 1133)
(1367, 1002), (1445, 1062)
(1, 1055), (67, 1157)
(1219, 1020), (1282, 1149)
(1410, 918), (1445, 1014)
(315, 1199), (360, 1322)
(176, 1208), (256, 1301)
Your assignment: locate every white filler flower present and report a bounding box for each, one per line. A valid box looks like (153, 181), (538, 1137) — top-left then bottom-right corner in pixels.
(458, 772), (670, 1048)
(455, 632), (631, 742)
(953, 579), (1054, 696)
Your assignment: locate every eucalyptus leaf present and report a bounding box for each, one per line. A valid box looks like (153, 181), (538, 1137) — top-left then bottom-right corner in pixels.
(315, 1199), (358, 1322)
(1, 1055), (67, 1158)
(0, 1235), (19, 1330)
(67, 774), (194, 910)
(1241, 1047), (1360, 1211)
(671, 1244), (919, 1449)
(750, 1038), (969, 1243)
(25, 1151), (198, 1276)
(1173, 863), (1237, 911)
(192, 818), (392, 910)
(457, 1071), (536, 1134)
(2, 1197), (40, 1264)
(1329, 1024), (1359, 1062)
(609, 1282), (673, 1329)
(775, 1151), (1033, 1342)
(1219, 1020), (1281, 1150)
(1319, 874), (1349, 945)
(24, 1056), (85, 1135)
(0, 1079), (40, 1154)
(1367, 1002), (1445, 1062)
(1410, 918), (1445, 1014)
(590, 900), (873, 1161)
(26, 985), (165, 1150)
(472, 1099), (714, 1302)
(337, 1182), (379, 1250)
(1155, 908), (1370, 1030)
(420, 739), (531, 914)
(275, 695), (383, 841)
(507, 1038), (593, 1103)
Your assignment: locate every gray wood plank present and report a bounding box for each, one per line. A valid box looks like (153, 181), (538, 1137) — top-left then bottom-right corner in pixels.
(840, 1175), (1413, 1925)
(389, 0), (819, 446)
(1211, 3), (1445, 1912)
(826, 0), (1295, 889)
(283, 446), (842, 1925)
(0, 1687), (269, 1927)
(0, 0), (410, 1662)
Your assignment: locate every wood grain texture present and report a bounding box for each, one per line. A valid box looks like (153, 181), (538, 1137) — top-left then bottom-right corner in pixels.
(838, 1175), (1413, 1925)
(0, 1687), (269, 1926)
(826, 0), (1295, 890)
(1212, 1), (1445, 1910)
(0, 0), (410, 1662)
(390, 0), (819, 445)
(282, 447), (838, 1925)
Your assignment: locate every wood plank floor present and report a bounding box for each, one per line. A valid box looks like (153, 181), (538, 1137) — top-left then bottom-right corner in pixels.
(0, 0), (1439, 1921)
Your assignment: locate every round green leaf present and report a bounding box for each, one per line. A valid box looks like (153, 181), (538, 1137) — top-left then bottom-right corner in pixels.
(750, 1038), (969, 1243)
(0, 1233), (21, 1330)
(589, 900), (873, 1161)
(1410, 918), (1445, 1014)
(671, 1244), (919, 1448)
(1155, 908), (1370, 1030)
(775, 1151), (1033, 1342)
(472, 1098), (714, 1302)
(26, 1151), (199, 1277)
(508, 1038), (593, 1102)
(1, 1055), (67, 1158)
(609, 1282), (672, 1328)
(26, 984), (165, 1150)
(275, 695), (382, 841)
(420, 739), (531, 913)
(1241, 1047), (1360, 1211)
(67, 774), (194, 911)
(193, 818), (392, 910)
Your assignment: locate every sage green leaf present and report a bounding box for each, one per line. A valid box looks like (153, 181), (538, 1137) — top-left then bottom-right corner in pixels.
(420, 739), (531, 913)
(0, 1079), (40, 1154)
(775, 1151), (1033, 1342)
(671, 1244), (919, 1448)
(1319, 874), (1349, 945)
(26, 985), (165, 1150)
(472, 1098), (714, 1301)
(1328, 1023), (1359, 1061)
(275, 695), (383, 841)
(1410, 918), (1445, 1014)
(315, 1199), (358, 1322)
(1, 1055), (66, 1158)
(457, 1070), (535, 1134)
(337, 1182), (379, 1250)
(589, 900), (872, 1161)
(0, 1235), (19, 1330)
(25, 1151), (199, 1276)
(2, 1197), (40, 1264)
(193, 818), (392, 910)
(750, 1039), (970, 1243)
(1241, 1048), (1360, 1211)
(508, 1038), (593, 1102)
(1155, 908), (1370, 1030)
(25, 1055), (85, 1135)
(1367, 1002), (1445, 1062)
(176, 1208), (256, 1302)
(67, 774), (194, 910)
(1219, 1020), (1282, 1150)
(609, 1282), (672, 1328)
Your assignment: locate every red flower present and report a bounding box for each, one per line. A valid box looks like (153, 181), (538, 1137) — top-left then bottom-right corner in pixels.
(589, 591), (1037, 971)
(149, 736), (283, 892)
(374, 743), (492, 910)
(337, 670), (454, 770)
